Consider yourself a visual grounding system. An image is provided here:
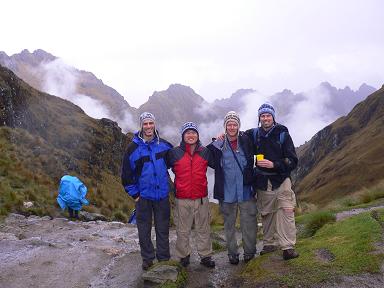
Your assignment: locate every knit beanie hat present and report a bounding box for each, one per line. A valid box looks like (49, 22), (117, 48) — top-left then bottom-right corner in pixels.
(139, 112), (155, 127)
(224, 111), (241, 129)
(258, 103), (275, 120)
(181, 122), (199, 137)
(139, 112), (159, 142)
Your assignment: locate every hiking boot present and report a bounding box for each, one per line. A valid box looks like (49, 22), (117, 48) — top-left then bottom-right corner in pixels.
(180, 255), (190, 267)
(283, 249), (299, 260)
(142, 260), (153, 271)
(200, 256), (215, 268)
(228, 254), (239, 265)
(243, 254), (255, 263)
(259, 245), (278, 255)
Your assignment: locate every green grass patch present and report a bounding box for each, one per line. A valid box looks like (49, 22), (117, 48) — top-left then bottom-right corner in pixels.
(297, 210), (336, 238)
(243, 209), (384, 287)
(211, 224), (224, 232)
(212, 240), (226, 252)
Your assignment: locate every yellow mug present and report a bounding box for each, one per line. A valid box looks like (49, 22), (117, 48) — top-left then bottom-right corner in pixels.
(256, 154), (264, 161)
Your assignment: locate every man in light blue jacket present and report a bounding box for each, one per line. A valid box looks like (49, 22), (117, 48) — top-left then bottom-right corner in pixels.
(208, 111), (257, 264)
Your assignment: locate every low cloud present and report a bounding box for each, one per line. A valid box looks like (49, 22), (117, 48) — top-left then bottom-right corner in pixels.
(118, 112), (137, 133)
(41, 59), (112, 119)
(238, 86), (346, 146)
(39, 58), (137, 132)
(283, 86), (335, 146)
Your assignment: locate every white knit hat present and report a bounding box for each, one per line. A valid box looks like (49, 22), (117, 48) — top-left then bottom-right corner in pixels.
(139, 112), (159, 142)
(139, 112), (155, 127)
(224, 111), (241, 128)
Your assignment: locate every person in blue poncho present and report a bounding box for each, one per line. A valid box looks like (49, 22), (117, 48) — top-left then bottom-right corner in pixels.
(57, 175), (89, 219)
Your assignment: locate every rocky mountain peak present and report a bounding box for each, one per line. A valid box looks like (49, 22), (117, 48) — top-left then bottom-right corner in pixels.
(167, 83), (193, 92)
(11, 49), (56, 66)
(142, 83), (205, 110)
(358, 83), (376, 94)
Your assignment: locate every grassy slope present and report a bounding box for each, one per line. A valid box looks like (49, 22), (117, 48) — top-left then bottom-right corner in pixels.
(0, 127), (134, 219)
(296, 87), (384, 206)
(242, 208), (384, 287)
(0, 65), (135, 220)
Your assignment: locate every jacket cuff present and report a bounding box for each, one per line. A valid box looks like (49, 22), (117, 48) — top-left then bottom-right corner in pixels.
(131, 193), (140, 200)
(273, 160), (284, 172)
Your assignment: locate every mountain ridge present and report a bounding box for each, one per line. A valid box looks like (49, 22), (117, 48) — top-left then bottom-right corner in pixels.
(0, 50), (377, 137)
(294, 86), (384, 205)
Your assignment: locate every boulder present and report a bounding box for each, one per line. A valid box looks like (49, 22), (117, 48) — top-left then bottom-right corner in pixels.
(79, 211), (107, 222)
(142, 264), (179, 284)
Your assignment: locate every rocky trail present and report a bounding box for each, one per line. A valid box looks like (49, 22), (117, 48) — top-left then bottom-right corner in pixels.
(1, 205), (383, 288)
(0, 213), (259, 288)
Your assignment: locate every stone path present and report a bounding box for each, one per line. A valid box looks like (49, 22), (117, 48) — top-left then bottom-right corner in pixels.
(0, 214), (255, 288)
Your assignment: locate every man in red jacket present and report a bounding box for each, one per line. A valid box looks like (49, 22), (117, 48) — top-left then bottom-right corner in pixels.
(166, 122), (215, 268)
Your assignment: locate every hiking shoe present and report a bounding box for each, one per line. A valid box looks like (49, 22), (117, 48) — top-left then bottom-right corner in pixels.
(259, 245), (278, 255)
(142, 260), (153, 271)
(228, 254), (239, 265)
(283, 249), (299, 260)
(180, 255), (190, 267)
(200, 256), (215, 268)
(243, 254), (255, 263)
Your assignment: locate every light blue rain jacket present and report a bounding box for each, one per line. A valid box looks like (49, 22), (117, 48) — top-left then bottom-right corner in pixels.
(57, 175), (89, 211)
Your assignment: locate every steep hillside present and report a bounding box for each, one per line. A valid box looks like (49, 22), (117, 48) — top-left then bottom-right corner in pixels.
(0, 65), (134, 219)
(294, 86), (384, 206)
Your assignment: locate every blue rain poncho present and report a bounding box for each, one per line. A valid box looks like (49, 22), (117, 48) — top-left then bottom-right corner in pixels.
(57, 175), (89, 211)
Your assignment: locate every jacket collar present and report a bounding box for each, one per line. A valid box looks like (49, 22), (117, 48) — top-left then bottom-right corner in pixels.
(133, 131), (158, 145)
(180, 140), (202, 154)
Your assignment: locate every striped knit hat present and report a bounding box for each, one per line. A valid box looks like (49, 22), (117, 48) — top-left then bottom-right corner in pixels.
(181, 122), (199, 137)
(224, 111), (241, 129)
(139, 112), (159, 142)
(258, 103), (275, 120)
(139, 112), (155, 127)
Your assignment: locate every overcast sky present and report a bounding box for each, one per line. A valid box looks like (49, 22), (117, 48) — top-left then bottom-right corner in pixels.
(2, 0), (384, 107)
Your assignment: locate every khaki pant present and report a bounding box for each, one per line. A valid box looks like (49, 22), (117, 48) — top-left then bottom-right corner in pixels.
(257, 178), (297, 250)
(174, 197), (213, 259)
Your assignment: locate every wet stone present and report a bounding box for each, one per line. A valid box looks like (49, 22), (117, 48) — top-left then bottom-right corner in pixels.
(0, 232), (18, 241)
(142, 265), (179, 284)
(315, 248), (335, 263)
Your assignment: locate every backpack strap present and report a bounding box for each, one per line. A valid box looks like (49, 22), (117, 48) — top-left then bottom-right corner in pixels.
(254, 126), (285, 148)
(279, 131), (286, 145)
(252, 128), (260, 152)
(252, 127), (259, 145)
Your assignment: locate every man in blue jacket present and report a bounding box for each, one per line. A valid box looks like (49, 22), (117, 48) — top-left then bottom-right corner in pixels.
(121, 112), (173, 270)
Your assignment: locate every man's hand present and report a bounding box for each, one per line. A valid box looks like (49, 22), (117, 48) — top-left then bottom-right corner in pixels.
(135, 197), (140, 202)
(256, 159), (274, 169)
(216, 133), (225, 141)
